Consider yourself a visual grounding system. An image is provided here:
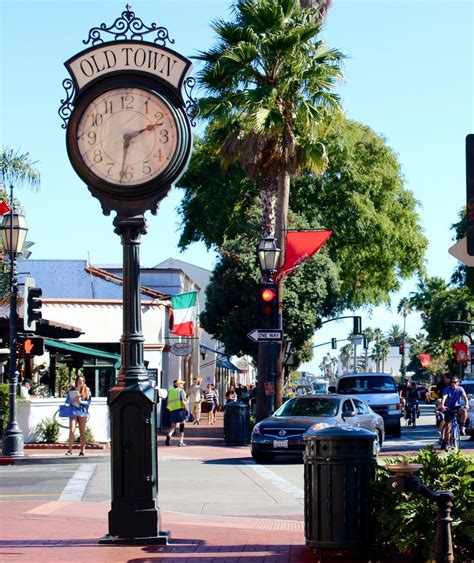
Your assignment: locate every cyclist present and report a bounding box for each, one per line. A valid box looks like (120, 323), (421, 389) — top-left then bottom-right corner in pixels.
(441, 377), (469, 444)
(405, 381), (420, 424)
(399, 378), (411, 418)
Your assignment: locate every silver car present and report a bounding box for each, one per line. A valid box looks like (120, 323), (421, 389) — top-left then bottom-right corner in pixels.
(251, 394), (385, 463)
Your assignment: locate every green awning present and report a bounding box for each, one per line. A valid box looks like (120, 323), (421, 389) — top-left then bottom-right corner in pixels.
(44, 338), (121, 367)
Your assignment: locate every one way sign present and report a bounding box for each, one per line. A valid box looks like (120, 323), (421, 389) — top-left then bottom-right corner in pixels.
(247, 329), (283, 342)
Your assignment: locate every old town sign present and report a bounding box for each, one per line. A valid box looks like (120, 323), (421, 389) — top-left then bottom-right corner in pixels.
(59, 5), (197, 216)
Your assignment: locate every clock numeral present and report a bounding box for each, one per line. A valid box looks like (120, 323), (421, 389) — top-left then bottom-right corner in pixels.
(121, 95), (134, 110)
(155, 111), (164, 126)
(154, 149), (163, 161)
(93, 149), (103, 163)
(104, 100), (113, 114)
(119, 165), (134, 182)
(144, 100), (149, 114)
(142, 161), (152, 175)
(87, 131), (97, 145)
(90, 113), (103, 127)
(159, 129), (169, 144)
(106, 162), (114, 176)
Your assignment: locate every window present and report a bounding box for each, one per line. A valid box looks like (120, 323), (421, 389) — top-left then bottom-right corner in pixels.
(275, 398), (338, 417)
(342, 400), (354, 414)
(338, 376), (397, 394)
(353, 399), (368, 415)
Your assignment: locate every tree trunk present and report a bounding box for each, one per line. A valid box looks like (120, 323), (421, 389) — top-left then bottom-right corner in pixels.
(274, 167), (291, 409)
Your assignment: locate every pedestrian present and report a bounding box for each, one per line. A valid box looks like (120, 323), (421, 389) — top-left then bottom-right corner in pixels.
(203, 383), (217, 425)
(65, 375), (91, 456)
(189, 376), (203, 425)
(225, 385), (237, 403)
(165, 379), (187, 446)
(20, 379), (32, 400)
(211, 384), (220, 424)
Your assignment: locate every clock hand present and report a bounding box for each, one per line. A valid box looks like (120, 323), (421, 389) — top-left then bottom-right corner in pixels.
(126, 123), (160, 140)
(119, 136), (131, 183)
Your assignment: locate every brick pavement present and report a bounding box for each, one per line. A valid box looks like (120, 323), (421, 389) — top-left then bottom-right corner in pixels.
(0, 413), (320, 562)
(2, 412), (472, 561)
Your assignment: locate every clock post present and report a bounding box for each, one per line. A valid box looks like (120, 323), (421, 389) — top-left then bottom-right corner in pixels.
(59, 5), (196, 545)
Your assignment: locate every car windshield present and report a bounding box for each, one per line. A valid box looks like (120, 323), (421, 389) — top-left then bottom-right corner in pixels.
(338, 376), (397, 394)
(462, 382), (474, 397)
(274, 398), (339, 417)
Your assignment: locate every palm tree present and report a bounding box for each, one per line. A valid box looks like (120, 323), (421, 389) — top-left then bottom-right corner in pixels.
(195, 0), (344, 414)
(299, 0), (333, 20)
(0, 147), (40, 195)
(387, 324), (403, 346)
(397, 296), (412, 377)
(0, 147), (40, 299)
(339, 343), (353, 373)
(371, 328), (390, 372)
(362, 327), (375, 371)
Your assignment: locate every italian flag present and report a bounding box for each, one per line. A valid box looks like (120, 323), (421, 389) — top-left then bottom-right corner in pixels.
(170, 291), (198, 336)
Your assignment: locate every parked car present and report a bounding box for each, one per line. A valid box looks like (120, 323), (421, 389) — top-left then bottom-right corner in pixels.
(460, 380), (474, 440)
(329, 373), (401, 437)
(250, 394), (385, 463)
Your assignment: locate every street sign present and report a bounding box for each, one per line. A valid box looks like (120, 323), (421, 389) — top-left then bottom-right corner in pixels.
(448, 237), (474, 267)
(247, 329), (283, 342)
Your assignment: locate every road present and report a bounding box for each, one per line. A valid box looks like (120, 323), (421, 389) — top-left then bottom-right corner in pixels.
(0, 404), (472, 520)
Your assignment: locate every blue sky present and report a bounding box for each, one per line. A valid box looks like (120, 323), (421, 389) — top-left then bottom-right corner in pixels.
(1, 0), (473, 372)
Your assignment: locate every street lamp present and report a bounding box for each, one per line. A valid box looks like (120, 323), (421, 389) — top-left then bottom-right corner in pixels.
(256, 236), (281, 420)
(257, 236), (281, 281)
(1, 188), (28, 458)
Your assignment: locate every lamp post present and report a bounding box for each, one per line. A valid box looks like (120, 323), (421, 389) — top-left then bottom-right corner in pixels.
(1, 186), (28, 458)
(257, 236), (281, 419)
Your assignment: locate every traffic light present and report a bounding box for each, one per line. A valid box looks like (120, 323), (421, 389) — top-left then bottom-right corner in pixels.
(363, 336), (368, 350)
(19, 336), (44, 356)
(256, 283), (279, 329)
(25, 282), (42, 332)
(331, 337), (337, 349)
(353, 316), (362, 335)
(399, 343), (405, 355)
(466, 134), (474, 255)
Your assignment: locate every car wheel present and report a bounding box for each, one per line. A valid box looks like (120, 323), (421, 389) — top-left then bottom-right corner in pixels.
(251, 451), (275, 464)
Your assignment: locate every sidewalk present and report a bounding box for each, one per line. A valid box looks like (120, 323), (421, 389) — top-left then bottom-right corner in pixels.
(0, 413), (320, 562)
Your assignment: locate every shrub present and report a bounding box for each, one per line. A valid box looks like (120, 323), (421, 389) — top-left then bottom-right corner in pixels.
(34, 417), (60, 443)
(74, 425), (95, 444)
(373, 446), (474, 561)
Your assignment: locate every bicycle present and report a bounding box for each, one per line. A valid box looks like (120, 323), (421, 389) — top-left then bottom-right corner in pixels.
(405, 400), (418, 427)
(440, 409), (461, 451)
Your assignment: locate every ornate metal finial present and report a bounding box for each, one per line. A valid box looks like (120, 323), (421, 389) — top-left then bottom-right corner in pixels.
(183, 77), (199, 127)
(58, 78), (76, 129)
(83, 4), (175, 47)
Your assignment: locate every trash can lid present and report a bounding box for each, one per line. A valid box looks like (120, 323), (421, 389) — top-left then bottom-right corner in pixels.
(303, 425), (376, 441)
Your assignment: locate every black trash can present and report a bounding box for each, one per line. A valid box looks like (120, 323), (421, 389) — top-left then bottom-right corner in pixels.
(223, 401), (250, 445)
(303, 426), (376, 552)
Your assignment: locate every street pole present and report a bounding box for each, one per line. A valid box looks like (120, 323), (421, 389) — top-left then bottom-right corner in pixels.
(100, 214), (167, 545)
(2, 185), (25, 458)
(353, 339), (357, 373)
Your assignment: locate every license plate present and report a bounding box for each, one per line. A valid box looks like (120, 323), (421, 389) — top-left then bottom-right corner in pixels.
(273, 439), (288, 449)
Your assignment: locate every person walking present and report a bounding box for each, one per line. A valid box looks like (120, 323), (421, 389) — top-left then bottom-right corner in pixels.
(166, 379), (187, 446)
(203, 383), (217, 425)
(211, 384), (220, 424)
(189, 377), (203, 425)
(65, 375), (91, 456)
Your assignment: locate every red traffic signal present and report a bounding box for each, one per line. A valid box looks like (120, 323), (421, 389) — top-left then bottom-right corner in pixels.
(257, 283), (279, 330)
(261, 288), (276, 302)
(399, 344), (405, 355)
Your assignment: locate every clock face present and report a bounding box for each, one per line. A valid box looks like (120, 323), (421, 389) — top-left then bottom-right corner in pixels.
(76, 87), (179, 186)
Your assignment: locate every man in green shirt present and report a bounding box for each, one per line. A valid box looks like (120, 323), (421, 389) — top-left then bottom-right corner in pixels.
(165, 379), (187, 446)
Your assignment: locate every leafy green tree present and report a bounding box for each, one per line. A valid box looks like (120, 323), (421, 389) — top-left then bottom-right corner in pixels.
(195, 0), (345, 412)
(179, 118), (428, 310)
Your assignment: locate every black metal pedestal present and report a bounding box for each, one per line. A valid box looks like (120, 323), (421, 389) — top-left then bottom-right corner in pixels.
(99, 214), (167, 545)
